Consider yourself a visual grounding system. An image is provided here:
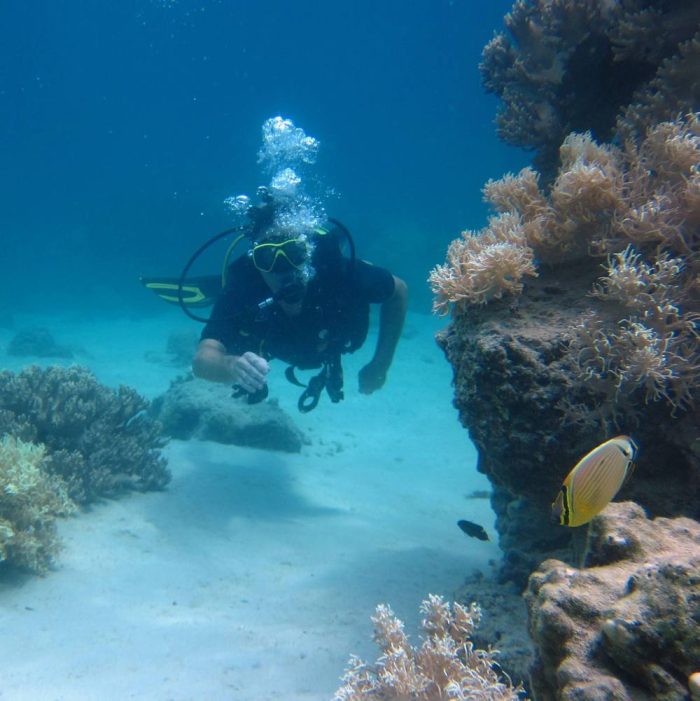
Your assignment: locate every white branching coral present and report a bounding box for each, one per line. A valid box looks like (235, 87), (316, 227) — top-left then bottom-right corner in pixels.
(482, 133), (626, 262)
(592, 246), (687, 318)
(333, 595), (523, 701)
(429, 213), (537, 314)
(483, 167), (549, 222)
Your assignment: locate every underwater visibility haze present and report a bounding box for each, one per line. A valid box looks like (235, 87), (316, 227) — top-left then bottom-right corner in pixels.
(1, 0), (519, 315)
(1, 0), (699, 699)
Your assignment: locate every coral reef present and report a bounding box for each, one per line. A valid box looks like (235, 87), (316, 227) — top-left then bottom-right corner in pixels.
(433, 116), (700, 586)
(0, 366), (170, 504)
(525, 502), (700, 701)
(333, 594), (524, 700)
(150, 375), (307, 453)
(434, 115), (700, 298)
(429, 213), (537, 313)
(480, 0), (700, 178)
(7, 327), (73, 358)
(618, 34), (700, 145)
(0, 436), (75, 573)
(436, 266), (699, 585)
(432, 4), (700, 696)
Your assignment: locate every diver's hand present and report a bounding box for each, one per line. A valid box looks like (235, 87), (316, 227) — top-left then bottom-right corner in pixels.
(229, 352), (269, 393)
(358, 362), (387, 395)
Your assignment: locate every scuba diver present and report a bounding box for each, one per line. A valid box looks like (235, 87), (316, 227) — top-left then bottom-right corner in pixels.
(175, 193), (408, 412)
(141, 117), (407, 411)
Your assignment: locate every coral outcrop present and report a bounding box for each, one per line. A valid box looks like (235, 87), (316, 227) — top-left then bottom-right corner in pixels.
(525, 502), (700, 701)
(0, 366), (170, 504)
(333, 594), (524, 700)
(0, 436), (75, 573)
(431, 3), (700, 697)
(7, 327), (73, 358)
(480, 0), (700, 178)
(150, 375), (307, 453)
(433, 117), (699, 585)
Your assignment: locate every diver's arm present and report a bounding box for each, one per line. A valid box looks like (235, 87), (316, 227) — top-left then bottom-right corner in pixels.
(359, 276), (408, 394)
(192, 339), (269, 392)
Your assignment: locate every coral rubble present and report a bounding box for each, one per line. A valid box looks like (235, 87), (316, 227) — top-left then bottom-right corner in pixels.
(525, 502), (700, 701)
(333, 594), (524, 700)
(150, 375), (307, 453)
(0, 366), (170, 504)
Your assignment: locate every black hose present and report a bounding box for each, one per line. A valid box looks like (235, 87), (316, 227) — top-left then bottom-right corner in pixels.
(177, 225), (248, 322)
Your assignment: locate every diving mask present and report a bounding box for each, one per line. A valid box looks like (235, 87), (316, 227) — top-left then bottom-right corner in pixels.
(251, 237), (308, 273)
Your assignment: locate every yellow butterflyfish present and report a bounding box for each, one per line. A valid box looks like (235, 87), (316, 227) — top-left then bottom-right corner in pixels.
(552, 435), (638, 527)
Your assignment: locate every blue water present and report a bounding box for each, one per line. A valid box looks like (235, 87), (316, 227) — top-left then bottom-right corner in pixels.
(0, 3), (528, 697)
(1, 0), (523, 315)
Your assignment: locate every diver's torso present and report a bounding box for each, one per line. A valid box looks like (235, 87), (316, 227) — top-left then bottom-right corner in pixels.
(248, 275), (367, 369)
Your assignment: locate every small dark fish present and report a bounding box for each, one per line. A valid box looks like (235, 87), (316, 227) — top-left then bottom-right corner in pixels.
(457, 519), (489, 541)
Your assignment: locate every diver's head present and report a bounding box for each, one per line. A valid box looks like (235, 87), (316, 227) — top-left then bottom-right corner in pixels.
(250, 228), (309, 275)
(251, 227), (312, 312)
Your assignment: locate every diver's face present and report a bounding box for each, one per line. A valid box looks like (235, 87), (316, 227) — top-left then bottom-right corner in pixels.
(260, 269), (307, 314)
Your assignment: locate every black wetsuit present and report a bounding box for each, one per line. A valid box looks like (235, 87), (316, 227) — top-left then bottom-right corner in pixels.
(201, 231), (395, 371)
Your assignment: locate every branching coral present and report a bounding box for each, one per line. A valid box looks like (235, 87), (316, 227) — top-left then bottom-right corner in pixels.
(429, 213), (537, 314)
(570, 314), (697, 421)
(441, 116), (698, 276)
(0, 366), (170, 504)
(333, 595), (523, 700)
(0, 436), (76, 573)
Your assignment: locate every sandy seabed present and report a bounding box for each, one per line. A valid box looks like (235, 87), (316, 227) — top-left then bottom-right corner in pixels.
(0, 308), (497, 701)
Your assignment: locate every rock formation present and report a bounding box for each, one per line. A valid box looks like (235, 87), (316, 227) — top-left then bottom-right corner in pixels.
(151, 375), (307, 453)
(525, 502), (700, 700)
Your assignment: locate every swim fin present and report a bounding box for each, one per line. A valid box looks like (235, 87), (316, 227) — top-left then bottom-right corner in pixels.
(140, 275), (221, 308)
